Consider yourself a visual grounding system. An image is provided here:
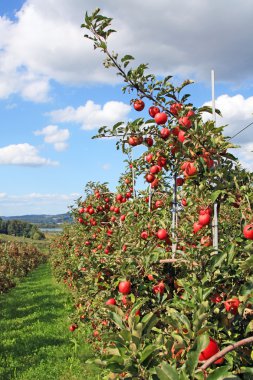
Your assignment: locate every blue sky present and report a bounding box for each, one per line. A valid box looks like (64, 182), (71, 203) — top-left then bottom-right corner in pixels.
(1, 0), (253, 216)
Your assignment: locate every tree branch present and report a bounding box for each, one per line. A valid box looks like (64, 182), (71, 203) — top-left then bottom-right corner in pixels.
(199, 336), (253, 371)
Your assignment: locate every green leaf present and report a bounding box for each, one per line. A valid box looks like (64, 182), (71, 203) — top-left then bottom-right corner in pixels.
(109, 311), (125, 329)
(185, 334), (209, 376)
(245, 320), (253, 334)
(211, 190), (224, 203)
(140, 344), (159, 363)
(206, 365), (235, 379)
(156, 362), (179, 380)
(121, 55), (135, 62)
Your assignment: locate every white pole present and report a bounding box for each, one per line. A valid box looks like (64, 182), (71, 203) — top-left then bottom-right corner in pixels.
(211, 69), (219, 252)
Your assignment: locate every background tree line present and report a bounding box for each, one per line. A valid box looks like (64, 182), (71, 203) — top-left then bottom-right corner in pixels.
(0, 218), (45, 240)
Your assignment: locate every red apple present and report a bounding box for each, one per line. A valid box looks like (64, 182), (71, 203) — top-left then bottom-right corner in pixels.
(69, 324), (78, 332)
(146, 173), (155, 183)
(153, 281), (165, 295)
(224, 298), (240, 315)
(181, 198), (187, 207)
(106, 298), (116, 305)
(141, 231), (149, 240)
(160, 127), (170, 140)
(179, 116), (192, 129)
(134, 99), (145, 111)
(178, 130), (186, 143)
(243, 224), (253, 240)
(199, 338), (219, 361)
(157, 156), (167, 167)
(119, 281), (131, 295)
(198, 213), (211, 226)
(170, 102), (182, 116)
(200, 236), (212, 247)
(145, 136), (153, 146)
(150, 165), (161, 174)
(154, 112), (168, 125)
(193, 222), (203, 234)
(145, 153), (153, 163)
(149, 106), (160, 118)
(157, 229), (168, 240)
(176, 177), (184, 186)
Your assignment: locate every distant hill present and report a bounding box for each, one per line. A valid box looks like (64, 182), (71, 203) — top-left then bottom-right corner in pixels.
(1, 213), (73, 225)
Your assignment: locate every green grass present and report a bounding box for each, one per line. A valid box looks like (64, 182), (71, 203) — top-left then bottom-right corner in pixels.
(0, 263), (102, 380)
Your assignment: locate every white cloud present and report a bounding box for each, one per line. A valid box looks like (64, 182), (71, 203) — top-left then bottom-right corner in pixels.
(34, 125), (70, 151)
(0, 143), (58, 166)
(202, 94), (253, 169)
(1, 1), (253, 101)
(202, 94), (253, 144)
(0, 192), (81, 216)
(49, 100), (131, 130)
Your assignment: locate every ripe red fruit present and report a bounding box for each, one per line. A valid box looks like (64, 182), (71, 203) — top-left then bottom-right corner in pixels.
(145, 136), (153, 147)
(176, 177), (184, 186)
(178, 130), (186, 143)
(145, 153), (153, 163)
(154, 112), (168, 125)
(146, 173), (155, 183)
(181, 198), (187, 207)
(224, 298), (240, 315)
(120, 214), (126, 221)
(171, 126), (180, 136)
(69, 324), (78, 332)
(155, 200), (163, 208)
(119, 281), (131, 295)
(78, 207), (85, 214)
(150, 165), (160, 174)
(122, 295), (128, 305)
(199, 338), (219, 361)
(157, 229), (168, 240)
(106, 298), (116, 306)
(141, 231), (148, 240)
(78, 217), (84, 224)
(183, 162), (197, 177)
(128, 136), (138, 146)
(243, 224), (253, 239)
(170, 102), (182, 116)
(210, 293), (223, 304)
(114, 207), (120, 213)
(193, 222), (203, 234)
(179, 116), (192, 129)
(116, 194), (123, 202)
(200, 236), (212, 247)
(198, 213), (211, 226)
(134, 99), (145, 111)
(157, 156), (167, 167)
(187, 109), (195, 118)
(151, 178), (159, 188)
(147, 274), (154, 281)
(149, 106), (160, 118)
(153, 281), (165, 295)
(160, 127), (170, 140)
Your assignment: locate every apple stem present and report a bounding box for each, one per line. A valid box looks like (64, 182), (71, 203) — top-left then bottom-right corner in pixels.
(198, 336), (253, 371)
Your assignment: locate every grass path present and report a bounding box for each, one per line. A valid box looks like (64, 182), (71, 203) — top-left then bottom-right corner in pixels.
(0, 263), (100, 380)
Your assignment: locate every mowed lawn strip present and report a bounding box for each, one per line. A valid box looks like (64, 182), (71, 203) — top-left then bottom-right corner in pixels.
(0, 262), (101, 380)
